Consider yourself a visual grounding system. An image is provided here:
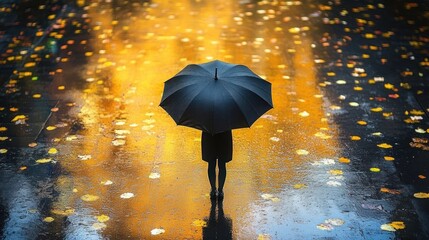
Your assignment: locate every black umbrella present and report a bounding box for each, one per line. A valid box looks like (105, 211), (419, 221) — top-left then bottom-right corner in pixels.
(160, 60), (273, 134)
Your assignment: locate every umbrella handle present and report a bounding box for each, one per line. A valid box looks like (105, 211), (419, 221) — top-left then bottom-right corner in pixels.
(214, 68), (218, 80)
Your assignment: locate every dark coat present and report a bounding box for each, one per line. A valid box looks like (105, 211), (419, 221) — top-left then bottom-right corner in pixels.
(201, 131), (233, 162)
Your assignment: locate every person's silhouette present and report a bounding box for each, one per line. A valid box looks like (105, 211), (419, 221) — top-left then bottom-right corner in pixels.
(202, 198), (233, 240)
(201, 130), (232, 199)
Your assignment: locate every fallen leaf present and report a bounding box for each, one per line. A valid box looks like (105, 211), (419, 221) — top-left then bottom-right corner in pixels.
(329, 169), (343, 175)
(370, 167), (381, 172)
(46, 126), (57, 131)
(377, 143), (393, 148)
(257, 234), (271, 240)
(120, 192), (135, 199)
(296, 149), (309, 155)
(357, 120), (367, 125)
(384, 156), (395, 161)
(96, 214), (110, 222)
(350, 136), (361, 141)
(149, 172), (160, 179)
(192, 219), (207, 227)
(151, 228), (165, 235)
(339, 157), (350, 163)
(381, 224), (396, 232)
(51, 208), (75, 216)
(0, 149), (7, 154)
(81, 194), (100, 202)
(317, 223), (334, 231)
(43, 217), (55, 223)
(380, 187), (401, 194)
(370, 107), (383, 112)
(36, 158), (52, 164)
(414, 192), (429, 198)
(418, 175), (426, 179)
(390, 221), (405, 230)
(293, 183), (307, 189)
(48, 148), (58, 154)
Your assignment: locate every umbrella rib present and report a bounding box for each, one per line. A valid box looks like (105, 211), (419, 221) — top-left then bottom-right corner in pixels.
(221, 75), (272, 104)
(221, 81), (272, 125)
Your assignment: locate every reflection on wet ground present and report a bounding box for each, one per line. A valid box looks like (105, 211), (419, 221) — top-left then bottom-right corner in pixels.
(0, 0), (429, 239)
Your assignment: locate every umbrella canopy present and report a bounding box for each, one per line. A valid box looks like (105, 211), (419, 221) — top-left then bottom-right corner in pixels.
(160, 60), (273, 134)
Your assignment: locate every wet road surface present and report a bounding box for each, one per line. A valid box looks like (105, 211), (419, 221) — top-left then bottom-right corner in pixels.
(1, 0), (429, 239)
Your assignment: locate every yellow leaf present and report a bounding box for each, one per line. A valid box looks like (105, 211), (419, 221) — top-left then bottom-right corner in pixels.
(0, 149), (7, 154)
(377, 143), (393, 148)
(258, 234), (272, 240)
(329, 169), (343, 175)
(339, 157), (350, 164)
(370, 167), (381, 172)
(357, 120), (367, 126)
(46, 126), (57, 131)
(296, 149), (309, 155)
(414, 192), (429, 199)
(11, 115), (26, 122)
(384, 156), (395, 161)
(43, 217), (55, 223)
(192, 219), (207, 227)
(0, 127), (7, 131)
(81, 194), (99, 202)
(48, 148), (58, 154)
(33, 94), (42, 99)
(350, 136), (361, 141)
(96, 214), (110, 223)
(293, 183), (307, 189)
(380, 187), (401, 194)
(384, 83), (394, 89)
(390, 221), (405, 230)
(418, 175), (426, 179)
(0, 137), (8, 141)
(381, 224), (396, 232)
(36, 158), (52, 164)
(371, 107), (383, 112)
(51, 208), (75, 216)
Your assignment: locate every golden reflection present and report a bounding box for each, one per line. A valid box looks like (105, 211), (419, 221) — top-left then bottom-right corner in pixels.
(53, 0), (338, 239)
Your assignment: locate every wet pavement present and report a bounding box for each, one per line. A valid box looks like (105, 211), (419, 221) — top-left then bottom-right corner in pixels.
(1, 0), (429, 239)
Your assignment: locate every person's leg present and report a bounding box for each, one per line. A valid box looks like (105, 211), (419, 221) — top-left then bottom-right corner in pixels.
(208, 160), (217, 197)
(218, 160), (226, 196)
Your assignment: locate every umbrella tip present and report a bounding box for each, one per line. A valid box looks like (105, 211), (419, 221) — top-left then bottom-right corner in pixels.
(214, 68), (218, 80)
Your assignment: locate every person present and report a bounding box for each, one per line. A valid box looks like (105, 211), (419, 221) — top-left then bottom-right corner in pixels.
(201, 130), (233, 199)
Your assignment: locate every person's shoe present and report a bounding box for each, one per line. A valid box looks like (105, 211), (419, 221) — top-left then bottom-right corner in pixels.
(210, 189), (217, 199)
(217, 190), (224, 200)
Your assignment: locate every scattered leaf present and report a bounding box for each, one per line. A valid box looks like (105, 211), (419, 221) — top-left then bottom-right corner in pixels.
(293, 183), (307, 189)
(329, 169), (343, 175)
(0, 149), (7, 154)
(81, 194), (99, 202)
(296, 149), (309, 155)
(370, 167), (381, 172)
(192, 219), (207, 227)
(339, 157), (350, 164)
(48, 148), (58, 154)
(36, 158), (52, 164)
(377, 143), (393, 148)
(384, 156), (395, 161)
(96, 214), (110, 223)
(46, 126), (57, 131)
(149, 172), (161, 179)
(414, 192), (429, 199)
(120, 192), (135, 199)
(380, 187), (401, 194)
(151, 228), (165, 235)
(43, 217), (55, 223)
